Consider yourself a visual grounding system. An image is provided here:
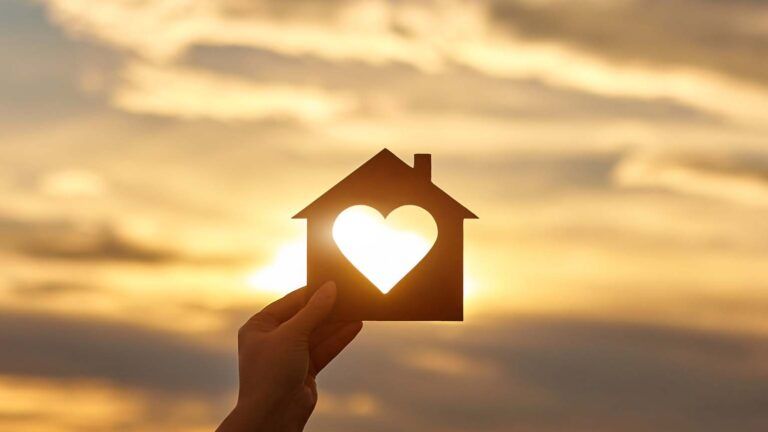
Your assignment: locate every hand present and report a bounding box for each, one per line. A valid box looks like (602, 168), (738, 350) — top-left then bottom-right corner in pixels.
(217, 281), (363, 432)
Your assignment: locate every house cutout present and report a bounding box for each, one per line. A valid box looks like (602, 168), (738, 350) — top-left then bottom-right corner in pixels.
(295, 149), (477, 321)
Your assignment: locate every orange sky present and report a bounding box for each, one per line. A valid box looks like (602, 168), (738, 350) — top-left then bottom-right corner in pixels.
(2, 0), (768, 431)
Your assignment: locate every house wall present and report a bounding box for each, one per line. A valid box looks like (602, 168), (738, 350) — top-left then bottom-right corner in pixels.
(304, 205), (464, 321)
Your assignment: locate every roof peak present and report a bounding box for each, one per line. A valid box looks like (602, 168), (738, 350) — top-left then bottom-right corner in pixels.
(293, 149), (477, 219)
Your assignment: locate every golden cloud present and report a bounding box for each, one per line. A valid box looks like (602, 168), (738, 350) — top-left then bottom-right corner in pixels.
(41, 0), (768, 125)
(614, 152), (768, 208)
(400, 348), (498, 377)
(113, 62), (356, 121)
(0, 375), (221, 432)
(38, 169), (107, 198)
(314, 392), (381, 417)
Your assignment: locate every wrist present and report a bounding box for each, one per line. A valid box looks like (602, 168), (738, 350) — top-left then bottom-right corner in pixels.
(218, 400), (269, 432)
(237, 387), (281, 411)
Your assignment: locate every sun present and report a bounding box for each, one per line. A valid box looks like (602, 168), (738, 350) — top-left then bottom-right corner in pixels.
(246, 240), (307, 297)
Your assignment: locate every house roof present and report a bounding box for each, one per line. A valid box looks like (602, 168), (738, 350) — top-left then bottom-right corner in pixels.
(294, 148), (477, 219)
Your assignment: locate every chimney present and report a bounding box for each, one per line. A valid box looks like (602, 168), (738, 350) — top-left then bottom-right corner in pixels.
(414, 153), (431, 181)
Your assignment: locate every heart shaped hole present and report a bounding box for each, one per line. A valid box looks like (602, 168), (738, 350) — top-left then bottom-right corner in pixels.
(332, 205), (437, 293)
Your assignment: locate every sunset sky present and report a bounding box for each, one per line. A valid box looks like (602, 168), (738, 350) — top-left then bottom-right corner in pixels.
(2, 0), (768, 430)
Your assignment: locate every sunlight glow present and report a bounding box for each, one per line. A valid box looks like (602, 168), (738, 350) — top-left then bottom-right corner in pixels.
(332, 205), (437, 294)
(247, 240), (306, 296)
(463, 273), (478, 302)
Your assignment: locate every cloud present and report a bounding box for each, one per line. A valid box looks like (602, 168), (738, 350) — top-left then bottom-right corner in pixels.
(113, 62), (356, 121)
(7, 280), (95, 300)
(0, 375), (146, 432)
(450, 30), (768, 126)
(399, 347), (497, 377)
(614, 152), (768, 207)
(0, 375), (227, 432)
(315, 392), (381, 418)
(0, 212), (246, 265)
(38, 169), (107, 198)
(12, 222), (180, 263)
(185, 45), (716, 124)
(40, 0), (768, 125)
(489, 0), (768, 87)
(2, 310), (767, 431)
(0, 310), (235, 395)
(42, 0), (450, 67)
(320, 318), (768, 432)
(5, 2), (768, 430)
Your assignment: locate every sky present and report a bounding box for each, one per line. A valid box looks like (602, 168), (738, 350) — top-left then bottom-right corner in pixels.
(2, 0), (768, 430)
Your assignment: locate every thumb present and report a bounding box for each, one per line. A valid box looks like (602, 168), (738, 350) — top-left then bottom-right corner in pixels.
(283, 281), (337, 336)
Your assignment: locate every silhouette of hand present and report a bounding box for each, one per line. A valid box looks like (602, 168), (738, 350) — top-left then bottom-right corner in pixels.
(217, 281), (362, 432)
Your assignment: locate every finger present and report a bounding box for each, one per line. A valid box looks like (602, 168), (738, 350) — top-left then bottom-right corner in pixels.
(246, 287), (306, 329)
(282, 281), (336, 336)
(310, 321), (351, 350)
(311, 321), (362, 375)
